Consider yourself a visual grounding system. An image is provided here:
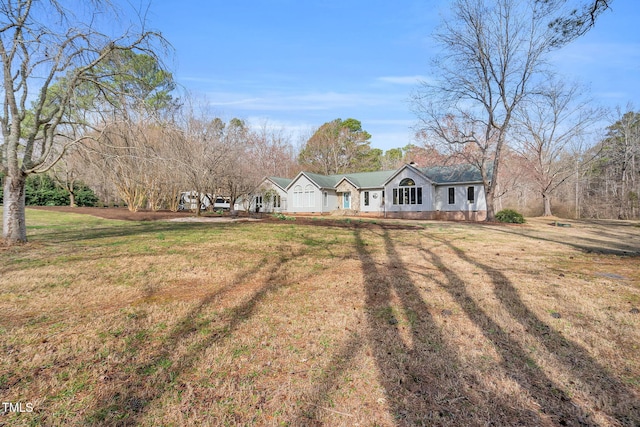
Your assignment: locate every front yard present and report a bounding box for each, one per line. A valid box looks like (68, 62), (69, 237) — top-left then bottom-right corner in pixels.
(1, 209), (639, 426)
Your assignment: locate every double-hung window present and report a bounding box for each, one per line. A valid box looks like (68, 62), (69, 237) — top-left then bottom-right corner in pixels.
(294, 185), (303, 208)
(305, 185), (314, 207)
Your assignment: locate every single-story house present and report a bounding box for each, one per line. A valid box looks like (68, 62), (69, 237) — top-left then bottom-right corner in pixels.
(247, 163), (488, 220)
(235, 176), (291, 213)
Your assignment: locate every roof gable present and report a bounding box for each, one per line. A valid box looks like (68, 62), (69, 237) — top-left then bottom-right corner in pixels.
(383, 163), (434, 186)
(286, 171), (341, 190)
(334, 176), (358, 189)
(266, 177), (292, 191)
(304, 172), (342, 189)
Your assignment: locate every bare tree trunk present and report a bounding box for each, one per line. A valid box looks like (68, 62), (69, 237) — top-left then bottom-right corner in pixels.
(575, 159), (580, 219)
(543, 193), (553, 216)
(486, 190), (496, 221)
(2, 174), (27, 243)
(0, 1), (162, 244)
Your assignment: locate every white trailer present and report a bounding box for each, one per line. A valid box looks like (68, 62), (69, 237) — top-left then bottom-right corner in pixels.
(179, 192), (231, 211)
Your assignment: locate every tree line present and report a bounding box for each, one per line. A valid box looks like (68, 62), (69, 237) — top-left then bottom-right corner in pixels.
(0, 0), (628, 244)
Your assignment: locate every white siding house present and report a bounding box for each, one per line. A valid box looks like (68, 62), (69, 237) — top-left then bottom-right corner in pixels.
(244, 177), (291, 213)
(434, 184), (485, 212)
(359, 189), (384, 214)
(250, 163), (489, 220)
(382, 164), (435, 217)
(286, 172), (339, 214)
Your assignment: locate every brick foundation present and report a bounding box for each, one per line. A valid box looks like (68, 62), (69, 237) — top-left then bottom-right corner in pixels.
(344, 210), (487, 221)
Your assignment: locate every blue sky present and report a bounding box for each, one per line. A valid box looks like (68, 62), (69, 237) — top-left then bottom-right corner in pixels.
(145, 0), (640, 152)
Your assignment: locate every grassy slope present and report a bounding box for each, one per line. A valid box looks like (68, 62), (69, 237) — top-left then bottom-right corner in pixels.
(1, 209), (639, 426)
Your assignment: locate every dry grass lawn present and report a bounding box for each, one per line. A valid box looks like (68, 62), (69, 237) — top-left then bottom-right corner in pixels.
(1, 209), (639, 426)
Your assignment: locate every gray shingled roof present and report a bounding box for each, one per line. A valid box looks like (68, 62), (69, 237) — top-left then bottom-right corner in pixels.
(303, 170), (397, 189)
(341, 170), (397, 188)
(420, 164), (486, 184)
(302, 172), (342, 189)
(277, 164), (486, 192)
(268, 177), (293, 190)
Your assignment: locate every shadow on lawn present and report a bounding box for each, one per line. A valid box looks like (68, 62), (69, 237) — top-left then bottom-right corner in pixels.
(428, 236), (640, 425)
(81, 244), (303, 426)
(352, 226), (538, 425)
(477, 221), (640, 256)
(351, 224), (639, 426)
(29, 221), (217, 244)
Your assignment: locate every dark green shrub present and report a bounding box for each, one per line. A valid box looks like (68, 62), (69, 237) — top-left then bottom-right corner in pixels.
(25, 175), (66, 206)
(74, 187), (99, 207)
(495, 209), (525, 224)
(24, 174), (98, 207)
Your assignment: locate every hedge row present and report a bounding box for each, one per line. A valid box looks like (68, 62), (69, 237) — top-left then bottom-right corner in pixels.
(0, 173), (98, 207)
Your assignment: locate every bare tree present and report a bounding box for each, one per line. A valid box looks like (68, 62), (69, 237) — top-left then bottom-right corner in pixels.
(147, 125), (185, 211)
(222, 120), (255, 211)
(248, 121), (297, 178)
(79, 116), (185, 211)
(491, 147), (539, 214)
(0, 0), (163, 243)
(173, 106), (231, 216)
(512, 80), (602, 216)
(87, 118), (156, 212)
(211, 120), (299, 213)
(413, 0), (557, 220)
(584, 109), (640, 219)
(49, 145), (86, 207)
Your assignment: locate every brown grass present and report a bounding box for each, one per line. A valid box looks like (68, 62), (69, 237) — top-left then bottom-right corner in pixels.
(1, 210), (639, 426)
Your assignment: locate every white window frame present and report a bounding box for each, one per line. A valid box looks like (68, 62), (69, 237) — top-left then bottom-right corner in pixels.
(294, 185), (303, 208)
(305, 184), (314, 207)
(393, 178), (423, 205)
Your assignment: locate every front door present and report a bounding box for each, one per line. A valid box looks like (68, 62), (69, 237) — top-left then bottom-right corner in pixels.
(343, 192), (351, 209)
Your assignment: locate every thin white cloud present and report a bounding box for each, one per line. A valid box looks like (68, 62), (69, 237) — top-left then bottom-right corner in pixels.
(377, 75), (432, 85)
(245, 116), (314, 134)
(207, 97), (264, 107)
(593, 91), (632, 101)
(204, 91), (394, 112)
